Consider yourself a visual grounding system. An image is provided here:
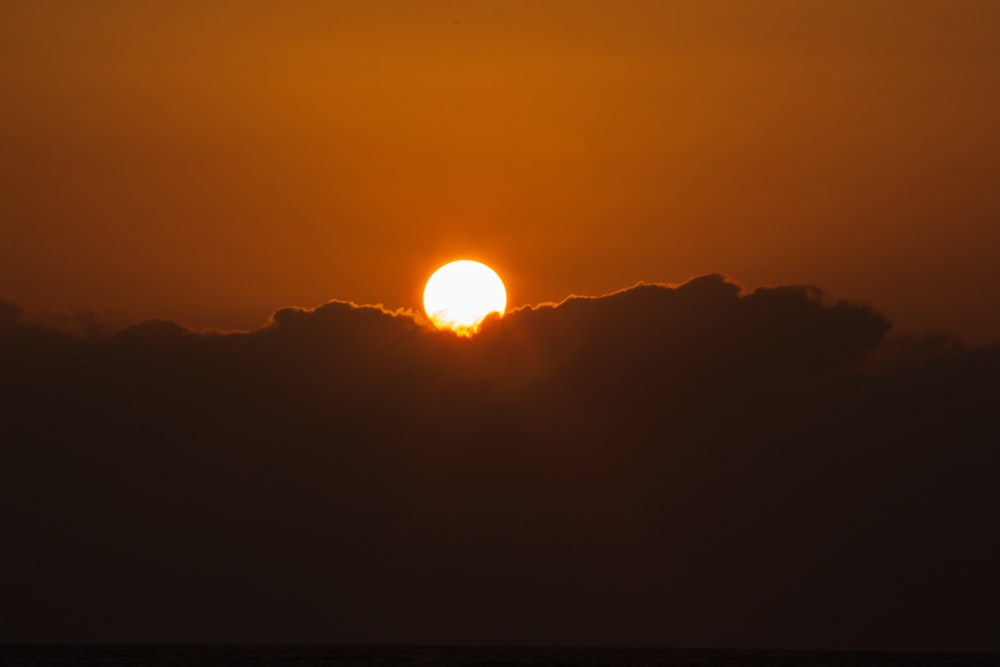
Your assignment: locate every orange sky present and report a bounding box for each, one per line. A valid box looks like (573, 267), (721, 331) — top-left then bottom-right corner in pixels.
(2, 1), (998, 342)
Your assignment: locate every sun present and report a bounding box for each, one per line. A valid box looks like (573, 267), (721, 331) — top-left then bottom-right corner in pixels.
(423, 260), (507, 336)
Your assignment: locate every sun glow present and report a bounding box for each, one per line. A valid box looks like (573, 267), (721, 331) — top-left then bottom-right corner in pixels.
(423, 260), (507, 336)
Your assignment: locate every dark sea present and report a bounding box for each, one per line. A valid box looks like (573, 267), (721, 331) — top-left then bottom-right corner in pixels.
(1, 645), (998, 667)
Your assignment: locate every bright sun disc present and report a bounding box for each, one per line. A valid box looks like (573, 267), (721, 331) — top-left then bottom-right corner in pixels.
(423, 260), (507, 336)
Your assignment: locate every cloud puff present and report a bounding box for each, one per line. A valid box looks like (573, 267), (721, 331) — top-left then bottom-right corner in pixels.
(0, 276), (997, 650)
(0, 298), (21, 325)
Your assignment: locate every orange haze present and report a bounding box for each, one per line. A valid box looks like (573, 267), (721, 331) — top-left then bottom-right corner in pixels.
(2, 1), (999, 342)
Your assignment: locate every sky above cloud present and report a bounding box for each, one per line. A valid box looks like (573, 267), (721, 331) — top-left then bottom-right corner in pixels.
(1, 1), (999, 341)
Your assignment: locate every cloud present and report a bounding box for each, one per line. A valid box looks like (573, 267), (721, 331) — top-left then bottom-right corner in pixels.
(0, 298), (21, 325)
(0, 276), (997, 650)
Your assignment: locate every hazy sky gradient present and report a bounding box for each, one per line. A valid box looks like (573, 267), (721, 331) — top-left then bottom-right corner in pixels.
(2, 1), (998, 339)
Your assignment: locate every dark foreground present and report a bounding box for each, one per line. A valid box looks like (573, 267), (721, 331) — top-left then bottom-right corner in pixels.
(2, 645), (999, 667)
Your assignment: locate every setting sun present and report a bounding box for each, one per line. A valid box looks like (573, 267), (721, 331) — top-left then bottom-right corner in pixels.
(423, 260), (507, 336)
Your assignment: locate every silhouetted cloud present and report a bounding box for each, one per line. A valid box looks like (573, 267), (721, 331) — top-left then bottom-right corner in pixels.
(0, 298), (21, 325)
(0, 276), (997, 650)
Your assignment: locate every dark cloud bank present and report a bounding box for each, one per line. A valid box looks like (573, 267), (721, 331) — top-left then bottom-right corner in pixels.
(1, 275), (998, 650)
